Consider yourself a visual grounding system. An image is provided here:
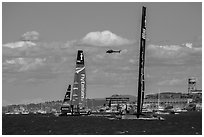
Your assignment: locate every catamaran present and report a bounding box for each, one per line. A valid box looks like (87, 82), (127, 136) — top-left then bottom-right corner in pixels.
(60, 50), (90, 116)
(120, 6), (164, 120)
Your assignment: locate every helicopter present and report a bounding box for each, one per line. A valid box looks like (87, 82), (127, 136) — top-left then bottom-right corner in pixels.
(106, 50), (121, 54)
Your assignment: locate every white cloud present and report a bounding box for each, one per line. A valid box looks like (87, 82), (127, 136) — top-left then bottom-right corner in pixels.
(158, 78), (183, 86)
(184, 43), (193, 49)
(2, 31), (74, 77)
(147, 43), (202, 59)
(3, 30), (201, 87)
(81, 30), (134, 46)
(64, 40), (77, 48)
(3, 41), (37, 49)
(3, 58), (46, 72)
(21, 31), (40, 41)
(19, 58), (46, 72)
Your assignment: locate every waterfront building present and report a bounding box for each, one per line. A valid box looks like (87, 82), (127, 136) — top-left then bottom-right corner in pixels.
(143, 92), (202, 110)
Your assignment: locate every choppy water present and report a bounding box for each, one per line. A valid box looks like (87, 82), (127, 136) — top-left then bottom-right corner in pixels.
(2, 111), (202, 135)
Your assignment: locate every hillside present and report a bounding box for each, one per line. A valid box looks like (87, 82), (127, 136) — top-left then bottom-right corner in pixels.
(2, 94), (137, 113)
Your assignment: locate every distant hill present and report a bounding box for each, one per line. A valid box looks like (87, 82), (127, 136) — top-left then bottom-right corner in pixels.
(2, 94), (137, 113)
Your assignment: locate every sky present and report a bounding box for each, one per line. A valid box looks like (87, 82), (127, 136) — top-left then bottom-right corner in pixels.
(2, 2), (202, 106)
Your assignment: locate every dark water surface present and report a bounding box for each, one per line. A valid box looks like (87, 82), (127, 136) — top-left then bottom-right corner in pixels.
(2, 111), (202, 135)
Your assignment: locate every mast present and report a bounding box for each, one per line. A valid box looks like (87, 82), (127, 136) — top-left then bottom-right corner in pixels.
(157, 90), (160, 110)
(137, 6), (147, 118)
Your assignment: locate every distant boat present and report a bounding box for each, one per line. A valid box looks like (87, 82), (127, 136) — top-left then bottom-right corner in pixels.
(154, 111), (170, 115)
(5, 112), (13, 115)
(21, 111), (29, 115)
(173, 108), (188, 113)
(37, 110), (47, 114)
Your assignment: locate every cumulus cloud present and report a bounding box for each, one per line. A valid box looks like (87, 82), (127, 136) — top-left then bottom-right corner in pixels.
(147, 42), (202, 59)
(3, 57), (46, 72)
(21, 31), (40, 41)
(3, 30), (201, 86)
(184, 43), (193, 48)
(145, 41), (202, 67)
(3, 41), (37, 49)
(147, 44), (182, 58)
(2, 31), (77, 79)
(19, 58), (46, 72)
(81, 30), (134, 46)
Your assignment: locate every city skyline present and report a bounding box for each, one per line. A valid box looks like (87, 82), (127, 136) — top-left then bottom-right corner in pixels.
(2, 2), (202, 105)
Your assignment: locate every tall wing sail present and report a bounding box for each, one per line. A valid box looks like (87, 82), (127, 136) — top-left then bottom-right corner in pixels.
(137, 6), (147, 118)
(61, 85), (72, 113)
(64, 85), (71, 102)
(71, 50), (86, 110)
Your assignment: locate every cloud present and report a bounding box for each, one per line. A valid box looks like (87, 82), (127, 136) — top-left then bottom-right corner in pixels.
(21, 31), (40, 41)
(19, 58), (46, 72)
(147, 42), (202, 60)
(2, 31), (77, 84)
(184, 43), (192, 48)
(147, 44), (183, 58)
(3, 41), (37, 49)
(157, 78), (183, 86)
(3, 30), (201, 87)
(81, 30), (134, 46)
(3, 57), (46, 72)
(145, 41), (202, 67)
